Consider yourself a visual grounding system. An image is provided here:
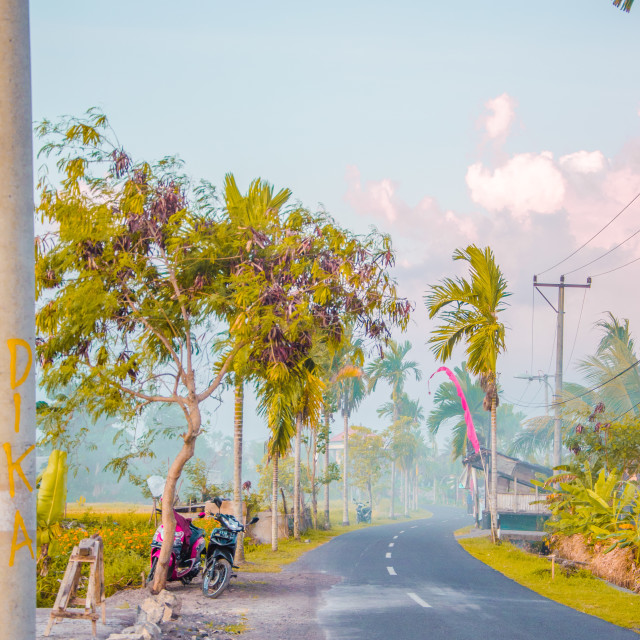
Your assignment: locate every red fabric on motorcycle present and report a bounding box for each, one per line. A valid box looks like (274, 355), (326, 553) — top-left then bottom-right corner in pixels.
(174, 510), (192, 554)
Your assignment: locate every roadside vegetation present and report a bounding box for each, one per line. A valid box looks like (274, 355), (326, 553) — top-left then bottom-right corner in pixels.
(458, 536), (640, 631)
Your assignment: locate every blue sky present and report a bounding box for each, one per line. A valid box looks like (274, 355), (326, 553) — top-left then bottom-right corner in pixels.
(31, 1), (640, 444)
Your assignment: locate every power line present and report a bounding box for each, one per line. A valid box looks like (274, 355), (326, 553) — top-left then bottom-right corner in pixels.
(549, 359), (640, 409)
(611, 400), (640, 422)
(536, 188), (640, 276)
(591, 255), (640, 278)
(564, 225), (640, 276)
(530, 283), (535, 375)
(502, 359), (640, 411)
(566, 287), (587, 372)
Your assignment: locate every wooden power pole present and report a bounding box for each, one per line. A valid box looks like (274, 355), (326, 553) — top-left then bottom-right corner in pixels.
(533, 275), (591, 469)
(0, 1), (36, 638)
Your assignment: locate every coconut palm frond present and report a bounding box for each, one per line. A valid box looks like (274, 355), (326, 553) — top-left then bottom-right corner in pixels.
(613, 0), (634, 12)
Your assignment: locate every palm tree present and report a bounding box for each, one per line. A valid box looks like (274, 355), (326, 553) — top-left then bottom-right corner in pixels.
(429, 363), (525, 460)
(425, 245), (510, 541)
(221, 174), (292, 557)
(379, 393), (425, 515)
(232, 373), (246, 562)
(366, 340), (422, 518)
(335, 364), (366, 526)
(256, 377), (296, 552)
(613, 0), (634, 11)
(291, 364), (324, 539)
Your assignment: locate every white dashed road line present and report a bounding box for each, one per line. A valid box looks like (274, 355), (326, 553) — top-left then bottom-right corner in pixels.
(393, 535), (398, 539)
(407, 592), (431, 608)
(387, 566), (397, 576)
(388, 542), (394, 547)
(399, 530), (405, 534)
(386, 552), (392, 558)
(410, 525), (417, 529)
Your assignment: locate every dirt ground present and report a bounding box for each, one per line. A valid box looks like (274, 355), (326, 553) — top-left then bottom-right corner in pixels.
(37, 568), (338, 640)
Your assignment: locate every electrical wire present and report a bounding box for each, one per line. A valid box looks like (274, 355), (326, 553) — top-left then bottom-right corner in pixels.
(590, 255), (640, 278)
(530, 283), (535, 375)
(611, 399), (640, 422)
(563, 225), (640, 276)
(566, 287), (587, 372)
(536, 188), (640, 276)
(549, 359), (640, 409)
(501, 359), (640, 411)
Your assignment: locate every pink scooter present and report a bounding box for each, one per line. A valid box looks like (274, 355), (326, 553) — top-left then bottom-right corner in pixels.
(147, 509), (207, 586)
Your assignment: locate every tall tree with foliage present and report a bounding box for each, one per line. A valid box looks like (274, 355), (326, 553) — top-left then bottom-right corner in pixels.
(35, 111), (411, 587)
(220, 173), (292, 562)
(425, 245), (510, 541)
(349, 426), (386, 509)
(291, 363), (324, 539)
(366, 340), (422, 518)
(379, 393), (425, 515)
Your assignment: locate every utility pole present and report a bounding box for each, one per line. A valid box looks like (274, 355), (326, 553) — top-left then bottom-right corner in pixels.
(533, 276), (591, 469)
(0, 2), (36, 639)
(515, 373), (555, 415)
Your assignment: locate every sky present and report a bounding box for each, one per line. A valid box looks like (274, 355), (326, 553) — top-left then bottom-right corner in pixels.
(30, 1), (640, 447)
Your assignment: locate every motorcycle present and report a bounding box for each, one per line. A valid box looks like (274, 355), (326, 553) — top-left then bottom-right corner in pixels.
(202, 496), (259, 599)
(356, 501), (372, 524)
(147, 509), (207, 586)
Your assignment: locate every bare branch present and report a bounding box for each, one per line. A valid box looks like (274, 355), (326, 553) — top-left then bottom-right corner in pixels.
(122, 291), (185, 379)
(196, 341), (246, 403)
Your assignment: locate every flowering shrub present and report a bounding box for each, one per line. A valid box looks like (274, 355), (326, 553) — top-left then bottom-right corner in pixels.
(36, 510), (221, 607)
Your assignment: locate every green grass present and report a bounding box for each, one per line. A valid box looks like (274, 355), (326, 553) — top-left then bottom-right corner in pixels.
(458, 536), (640, 630)
(453, 524), (474, 537)
(242, 507), (432, 573)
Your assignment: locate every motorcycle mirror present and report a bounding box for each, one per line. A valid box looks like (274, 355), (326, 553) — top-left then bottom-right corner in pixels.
(249, 516), (259, 525)
(213, 496), (222, 508)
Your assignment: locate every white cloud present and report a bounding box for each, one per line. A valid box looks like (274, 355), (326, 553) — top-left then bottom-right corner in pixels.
(559, 150), (606, 174)
(466, 152), (565, 220)
(483, 93), (517, 140)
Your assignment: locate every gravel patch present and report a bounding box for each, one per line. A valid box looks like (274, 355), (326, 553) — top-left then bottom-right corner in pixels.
(37, 568), (338, 640)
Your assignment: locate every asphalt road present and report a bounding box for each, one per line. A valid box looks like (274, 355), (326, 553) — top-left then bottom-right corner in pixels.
(289, 505), (638, 640)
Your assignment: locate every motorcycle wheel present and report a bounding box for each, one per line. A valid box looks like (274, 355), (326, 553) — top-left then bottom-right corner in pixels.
(146, 557), (158, 586)
(202, 558), (231, 599)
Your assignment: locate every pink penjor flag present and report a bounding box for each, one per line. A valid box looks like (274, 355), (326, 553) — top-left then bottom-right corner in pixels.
(429, 366), (480, 454)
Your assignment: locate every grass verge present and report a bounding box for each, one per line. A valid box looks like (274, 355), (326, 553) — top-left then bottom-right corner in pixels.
(242, 508), (433, 573)
(457, 535), (640, 631)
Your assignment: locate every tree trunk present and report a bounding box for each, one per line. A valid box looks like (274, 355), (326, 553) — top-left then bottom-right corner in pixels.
(233, 377), (245, 563)
(368, 480), (373, 516)
(403, 468), (409, 517)
(490, 394), (498, 543)
(293, 412), (302, 540)
(389, 460), (396, 519)
(342, 411), (350, 526)
(151, 403), (201, 593)
(311, 427), (318, 529)
(271, 453), (279, 552)
(324, 409), (331, 529)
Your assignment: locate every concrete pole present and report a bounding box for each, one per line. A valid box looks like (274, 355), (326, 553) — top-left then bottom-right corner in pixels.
(0, 1), (36, 638)
(553, 277), (565, 469)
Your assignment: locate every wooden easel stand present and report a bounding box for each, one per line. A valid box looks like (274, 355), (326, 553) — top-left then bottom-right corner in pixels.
(44, 536), (106, 638)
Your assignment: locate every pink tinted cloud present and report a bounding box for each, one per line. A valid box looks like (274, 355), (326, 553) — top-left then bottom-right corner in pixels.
(482, 93), (517, 140)
(466, 152), (565, 221)
(344, 165), (477, 260)
(466, 145), (640, 248)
